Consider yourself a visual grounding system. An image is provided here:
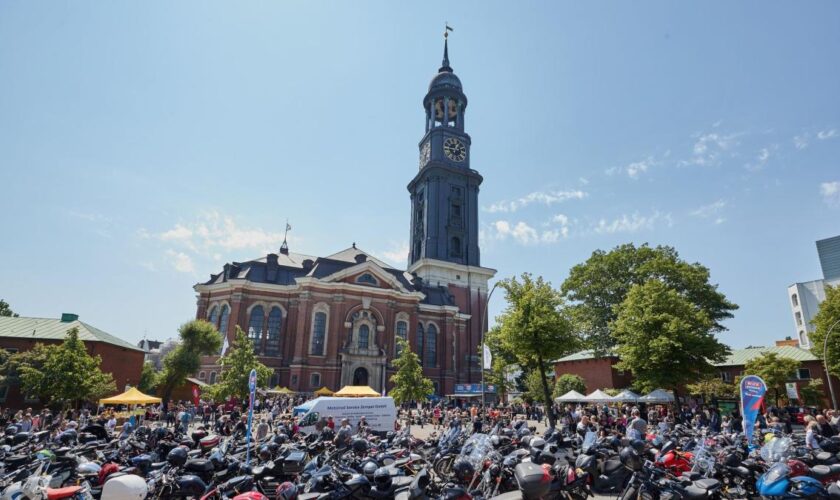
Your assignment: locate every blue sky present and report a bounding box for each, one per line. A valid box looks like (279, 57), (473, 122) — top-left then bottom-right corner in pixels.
(1, 2), (838, 348)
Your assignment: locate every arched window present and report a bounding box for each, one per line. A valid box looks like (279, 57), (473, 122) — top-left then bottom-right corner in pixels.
(198, 371), (206, 380)
(311, 312), (327, 356)
(425, 324), (437, 367)
(417, 323), (425, 366)
(791, 293), (799, 307)
(265, 307), (282, 356)
(395, 321), (408, 355)
(358, 324), (370, 349)
(450, 236), (462, 257)
(310, 373), (321, 388)
(219, 305), (230, 336)
(248, 306), (265, 355)
(207, 306), (219, 326)
(209, 371), (217, 384)
(269, 372), (280, 388)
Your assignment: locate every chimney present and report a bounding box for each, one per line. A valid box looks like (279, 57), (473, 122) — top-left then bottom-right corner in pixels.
(61, 313), (79, 323)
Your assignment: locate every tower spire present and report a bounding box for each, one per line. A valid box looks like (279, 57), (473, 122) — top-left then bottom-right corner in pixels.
(440, 23), (453, 72)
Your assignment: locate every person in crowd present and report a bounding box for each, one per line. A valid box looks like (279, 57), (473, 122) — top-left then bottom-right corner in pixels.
(817, 414), (836, 437)
(807, 421), (823, 450)
(628, 409), (647, 440)
(255, 418), (270, 441)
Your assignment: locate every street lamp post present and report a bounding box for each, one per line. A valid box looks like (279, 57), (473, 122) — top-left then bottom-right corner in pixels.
(821, 318), (840, 409)
(481, 281), (501, 417)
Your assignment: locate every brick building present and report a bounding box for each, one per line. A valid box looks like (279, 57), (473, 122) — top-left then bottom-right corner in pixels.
(0, 314), (145, 409)
(554, 341), (838, 406)
(193, 38), (495, 396)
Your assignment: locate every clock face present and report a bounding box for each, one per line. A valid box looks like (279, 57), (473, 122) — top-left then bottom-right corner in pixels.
(419, 142), (430, 169)
(443, 137), (466, 162)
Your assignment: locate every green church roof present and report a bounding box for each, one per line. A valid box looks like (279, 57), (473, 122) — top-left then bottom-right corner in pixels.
(0, 316), (142, 352)
(714, 345), (819, 366)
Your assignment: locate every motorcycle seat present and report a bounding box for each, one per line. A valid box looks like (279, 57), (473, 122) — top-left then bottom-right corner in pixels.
(151, 461), (168, 470)
(187, 449), (202, 458)
(46, 485), (83, 500)
(817, 452), (835, 462)
(684, 485), (711, 500)
(185, 458), (214, 473)
(392, 457), (410, 467)
(693, 478), (721, 491)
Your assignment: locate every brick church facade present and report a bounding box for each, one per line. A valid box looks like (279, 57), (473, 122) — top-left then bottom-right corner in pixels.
(193, 37), (495, 396)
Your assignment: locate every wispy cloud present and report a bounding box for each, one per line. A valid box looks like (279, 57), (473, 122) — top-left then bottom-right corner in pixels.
(680, 132), (740, 167)
(690, 200), (727, 224)
(486, 220), (568, 245)
(744, 145), (776, 172)
(606, 156), (656, 179)
(821, 181), (840, 207)
(593, 211), (672, 234)
(484, 189), (587, 213)
(166, 250), (195, 273)
(794, 135), (809, 150)
(817, 129), (838, 141)
(376, 241), (409, 267)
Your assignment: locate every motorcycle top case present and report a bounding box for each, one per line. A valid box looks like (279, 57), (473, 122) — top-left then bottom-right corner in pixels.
(199, 434), (221, 450)
(283, 451), (308, 474)
(514, 462), (552, 499)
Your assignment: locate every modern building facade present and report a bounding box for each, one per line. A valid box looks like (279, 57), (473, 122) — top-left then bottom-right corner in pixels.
(193, 38), (496, 396)
(788, 234), (840, 348)
(0, 314), (145, 408)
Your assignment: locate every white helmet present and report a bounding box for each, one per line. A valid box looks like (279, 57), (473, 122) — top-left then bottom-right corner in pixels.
(102, 474), (148, 500)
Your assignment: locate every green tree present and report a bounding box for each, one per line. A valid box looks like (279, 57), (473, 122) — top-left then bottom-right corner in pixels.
(210, 327), (272, 401)
(390, 338), (434, 405)
(613, 280), (730, 395)
(138, 361), (159, 394)
(523, 369), (553, 404)
(158, 320), (223, 404)
(561, 244), (738, 355)
(15, 328), (116, 408)
(487, 273), (580, 427)
(810, 285), (840, 375)
(799, 378), (825, 406)
(743, 352), (800, 406)
(553, 373), (586, 399)
(484, 356), (517, 400)
(686, 377), (737, 401)
(0, 300), (18, 317)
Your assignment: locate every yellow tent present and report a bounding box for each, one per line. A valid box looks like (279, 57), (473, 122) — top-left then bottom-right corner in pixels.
(99, 387), (162, 405)
(334, 385), (380, 397)
(314, 387), (334, 396)
(268, 387), (294, 394)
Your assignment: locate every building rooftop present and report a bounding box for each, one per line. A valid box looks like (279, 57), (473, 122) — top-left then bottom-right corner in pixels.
(0, 315), (143, 352)
(714, 345), (819, 366)
(555, 344), (819, 366)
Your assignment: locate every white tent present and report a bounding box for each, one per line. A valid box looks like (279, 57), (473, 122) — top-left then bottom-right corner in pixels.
(583, 389), (615, 403)
(613, 389), (642, 403)
(639, 388), (675, 403)
(555, 390), (586, 403)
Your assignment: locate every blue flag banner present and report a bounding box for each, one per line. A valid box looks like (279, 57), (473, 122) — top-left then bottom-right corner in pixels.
(246, 369), (257, 465)
(740, 375), (767, 447)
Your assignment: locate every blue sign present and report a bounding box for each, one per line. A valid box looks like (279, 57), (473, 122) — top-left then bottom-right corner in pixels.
(454, 383), (497, 394)
(245, 368), (257, 464)
(740, 375), (767, 448)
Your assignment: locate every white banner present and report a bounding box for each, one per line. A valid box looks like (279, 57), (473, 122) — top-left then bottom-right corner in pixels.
(483, 344), (493, 370)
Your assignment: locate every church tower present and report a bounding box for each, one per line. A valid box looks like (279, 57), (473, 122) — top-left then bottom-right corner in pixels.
(408, 35), (484, 276)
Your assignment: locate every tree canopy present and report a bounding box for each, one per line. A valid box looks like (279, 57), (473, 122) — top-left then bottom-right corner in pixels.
(686, 377), (737, 401)
(0, 299), (18, 317)
(612, 280), (730, 394)
(488, 273), (580, 427)
(138, 361), (159, 394)
(209, 327), (272, 401)
(743, 352), (800, 406)
(6, 328), (116, 408)
(553, 373), (586, 399)
(810, 285), (840, 375)
(158, 320), (223, 403)
(389, 338), (434, 405)
(561, 244), (738, 355)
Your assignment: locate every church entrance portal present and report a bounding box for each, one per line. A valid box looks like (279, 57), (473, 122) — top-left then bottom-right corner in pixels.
(353, 367), (369, 386)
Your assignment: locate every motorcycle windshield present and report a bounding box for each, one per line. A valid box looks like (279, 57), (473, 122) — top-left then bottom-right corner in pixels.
(760, 437), (792, 463)
(460, 434), (493, 469)
(763, 462), (791, 484)
(582, 431), (597, 453)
